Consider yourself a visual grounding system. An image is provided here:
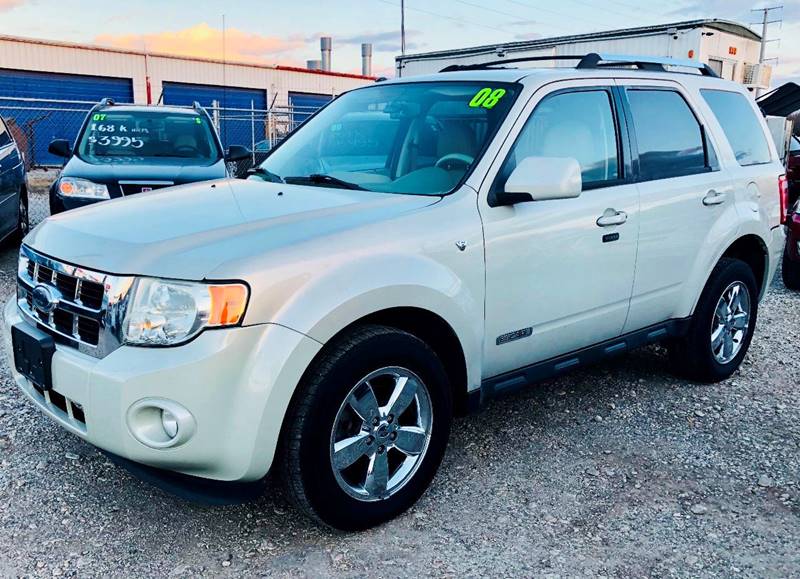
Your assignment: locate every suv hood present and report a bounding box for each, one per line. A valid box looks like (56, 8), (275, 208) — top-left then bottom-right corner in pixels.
(26, 179), (439, 279)
(61, 156), (226, 188)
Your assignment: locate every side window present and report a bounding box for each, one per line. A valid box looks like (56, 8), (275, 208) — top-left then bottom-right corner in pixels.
(494, 89), (620, 192)
(626, 89), (709, 181)
(701, 89), (772, 166)
(0, 118), (11, 148)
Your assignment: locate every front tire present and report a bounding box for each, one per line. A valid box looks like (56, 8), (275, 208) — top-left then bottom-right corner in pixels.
(668, 258), (758, 383)
(279, 325), (452, 531)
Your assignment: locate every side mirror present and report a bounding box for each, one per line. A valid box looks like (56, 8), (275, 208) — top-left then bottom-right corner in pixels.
(491, 156), (582, 207)
(48, 139), (72, 158)
(225, 145), (251, 162)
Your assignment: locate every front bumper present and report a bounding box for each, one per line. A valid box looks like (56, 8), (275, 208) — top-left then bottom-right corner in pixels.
(3, 299), (321, 482)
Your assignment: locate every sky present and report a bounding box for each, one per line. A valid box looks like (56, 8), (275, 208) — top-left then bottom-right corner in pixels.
(0, 0), (798, 84)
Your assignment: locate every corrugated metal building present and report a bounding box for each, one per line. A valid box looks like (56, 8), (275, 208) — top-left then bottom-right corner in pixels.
(396, 19), (767, 90)
(0, 33), (373, 107)
(0, 34), (374, 165)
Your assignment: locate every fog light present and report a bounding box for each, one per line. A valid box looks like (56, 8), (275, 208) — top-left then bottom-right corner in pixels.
(126, 398), (196, 449)
(161, 409), (179, 438)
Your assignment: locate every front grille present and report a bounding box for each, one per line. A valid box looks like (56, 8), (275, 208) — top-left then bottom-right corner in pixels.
(17, 246), (132, 359)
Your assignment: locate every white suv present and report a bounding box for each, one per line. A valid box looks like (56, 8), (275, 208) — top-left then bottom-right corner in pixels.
(4, 55), (787, 530)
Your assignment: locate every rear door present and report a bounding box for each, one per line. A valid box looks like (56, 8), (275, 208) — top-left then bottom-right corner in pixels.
(617, 80), (739, 332)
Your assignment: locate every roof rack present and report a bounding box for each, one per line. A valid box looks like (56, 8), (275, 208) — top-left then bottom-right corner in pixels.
(440, 52), (719, 78)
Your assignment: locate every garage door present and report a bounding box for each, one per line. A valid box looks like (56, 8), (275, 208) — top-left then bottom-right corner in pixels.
(288, 92), (333, 127)
(0, 68), (133, 166)
(162, 82), (267, 149)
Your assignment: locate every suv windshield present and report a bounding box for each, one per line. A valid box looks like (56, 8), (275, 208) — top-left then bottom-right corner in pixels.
(77, 110), (221, 164)
(257, 81), (520, 195)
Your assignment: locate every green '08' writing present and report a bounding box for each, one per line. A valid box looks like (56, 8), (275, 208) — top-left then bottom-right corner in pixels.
(469, 88), (507, 109)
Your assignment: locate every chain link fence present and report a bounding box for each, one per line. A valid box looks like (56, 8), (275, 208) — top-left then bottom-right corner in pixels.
(0, 96), (320, 173)
(207, 101), (318, 175)
(0, 97), (323, 225)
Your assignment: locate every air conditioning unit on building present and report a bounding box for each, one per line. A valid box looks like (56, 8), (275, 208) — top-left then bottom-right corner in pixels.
(743, 63), (772, 89)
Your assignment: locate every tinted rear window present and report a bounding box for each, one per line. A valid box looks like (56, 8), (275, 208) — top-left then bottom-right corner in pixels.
(701, 89), (771, 166)
(627, 89), (707, 181)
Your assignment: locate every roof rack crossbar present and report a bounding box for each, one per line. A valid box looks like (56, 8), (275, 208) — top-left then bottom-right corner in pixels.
(440, 55), (585, 72)
(438, 52), (719, 78)
(577, 53), (719, 77)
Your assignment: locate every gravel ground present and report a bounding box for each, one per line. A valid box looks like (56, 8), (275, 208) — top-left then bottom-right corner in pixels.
(0, 230), (798, 577)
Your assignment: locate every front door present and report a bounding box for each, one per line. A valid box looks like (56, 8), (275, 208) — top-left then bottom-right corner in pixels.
(479, 82), (639, 379)
(0, 118), (18, 238)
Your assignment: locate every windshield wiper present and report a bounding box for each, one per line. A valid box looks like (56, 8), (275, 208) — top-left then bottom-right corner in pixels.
(284, 174), (365, 190)
(245, 166), (284, 183)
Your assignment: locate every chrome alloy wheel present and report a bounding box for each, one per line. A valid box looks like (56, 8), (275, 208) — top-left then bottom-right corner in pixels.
(330, 366), (433, 502)
(710, 281), (751, 365)
(18, 197), (28, 237)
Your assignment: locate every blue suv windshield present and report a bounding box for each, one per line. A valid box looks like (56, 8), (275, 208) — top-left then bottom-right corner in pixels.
(77, 110), (221, 164)
(257, 81), (520, 195)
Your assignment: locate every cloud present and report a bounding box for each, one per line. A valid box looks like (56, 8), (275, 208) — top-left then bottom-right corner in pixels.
(307, 29), (421, 53)
(0, 0), (23, 11)
(514, 32), (543, 41)
(95, 23), (305, 64)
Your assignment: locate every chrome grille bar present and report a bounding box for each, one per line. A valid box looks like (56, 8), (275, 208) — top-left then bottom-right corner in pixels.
(16, 246), (135, 359)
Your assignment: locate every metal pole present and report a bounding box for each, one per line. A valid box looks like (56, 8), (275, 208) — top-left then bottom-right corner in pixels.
(212, 99), (220, 132)
(250, 100), (256, 164)
(752, 5), (783, 98)
(401, 0), (406, 56)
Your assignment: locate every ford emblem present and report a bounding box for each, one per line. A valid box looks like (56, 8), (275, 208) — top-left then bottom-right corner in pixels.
(31, 284), (58, 313)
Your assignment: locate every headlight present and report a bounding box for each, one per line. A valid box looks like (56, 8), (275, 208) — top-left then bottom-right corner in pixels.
(58, 177), (110, 200)
(123, 278), (249, 346)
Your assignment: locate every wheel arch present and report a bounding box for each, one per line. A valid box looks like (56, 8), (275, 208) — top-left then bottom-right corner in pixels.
(719, 234), (769, 298)
(298, 306), (472, 417)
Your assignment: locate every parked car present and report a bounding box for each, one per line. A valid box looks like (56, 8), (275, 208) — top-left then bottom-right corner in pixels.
(47, 99), (250, 214)
(5, 55), (786, 531)
(0, 114), (29, 243)
(787, 135), (800, 206)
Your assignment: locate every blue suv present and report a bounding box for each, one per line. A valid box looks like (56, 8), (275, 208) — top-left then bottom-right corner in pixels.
(0, 114), (29, 243)
(47, 100), (250, 214)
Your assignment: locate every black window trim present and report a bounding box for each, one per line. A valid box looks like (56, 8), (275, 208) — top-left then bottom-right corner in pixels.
(0, 116), (11, 149)
(619, 85), (720, 184)
(699, 87), (774, 168)
(491, 85), (630, 196)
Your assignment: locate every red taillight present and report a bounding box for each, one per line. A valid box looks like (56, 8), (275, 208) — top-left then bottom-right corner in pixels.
(779, 174), (789, 224)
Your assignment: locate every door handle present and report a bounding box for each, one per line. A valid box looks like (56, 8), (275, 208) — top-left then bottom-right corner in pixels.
(596, 208), (628, 227)
(702, 190), (726, 206)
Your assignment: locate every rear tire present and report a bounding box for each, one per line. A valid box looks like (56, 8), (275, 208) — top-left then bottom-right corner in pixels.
(279, 324), (452, 531)
(668, 258), (758, 383)
(781, 244), (800, 290)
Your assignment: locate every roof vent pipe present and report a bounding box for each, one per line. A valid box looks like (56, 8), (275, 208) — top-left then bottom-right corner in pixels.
(321, 36), (332, 72)
(361, 43), (373, 76)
